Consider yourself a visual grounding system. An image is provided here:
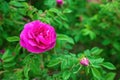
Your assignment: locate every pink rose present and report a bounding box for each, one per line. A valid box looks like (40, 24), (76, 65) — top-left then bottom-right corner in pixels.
(20, 20), (56, 53)
(56, 0), (63, 6)
(80, 57), (89, 66)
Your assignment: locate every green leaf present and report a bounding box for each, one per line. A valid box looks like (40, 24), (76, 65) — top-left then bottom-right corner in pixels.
(89, 57), (104, 64)
(102, 62), (116, 70)
(0, 1), (9, 13)
(81, 29), (96, 40)
(3, 56), (15, 63)
(2, 50), (10, 60)
(89, 31), (96, 40)
(95, 58), (104, 63)
(47, 58), (61, 67)
(91, 47), (103, 55)
(91, 68), (101, 79)
(57, 34), (74, 44)
(113, 42), (120, 51)
(14, 43), (21, 55)
(59, 15), (68, 22)
(49, 8), (61, 14)
(10, 1), (24, 7)
(62, 71), (71, 80)
(105, 72), (116, 80)
(1, 50), (15, 63)
(102, 39), (111, 46)
(63, 8), (72, 13)
(84, 49), (90, 56)
(81, 29), (90, 36)
(15, 69), (23, 80)
(24, 65), (30, 79)
(61, 59), (69, 70)
(7, 36), (20, 42)
(3, 62), (16, 68)
(63, 23), (69, 29)
(44, 0), (56, 8)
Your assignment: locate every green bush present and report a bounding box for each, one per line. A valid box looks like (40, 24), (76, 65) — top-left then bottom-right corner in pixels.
(0, 0), (119, 80)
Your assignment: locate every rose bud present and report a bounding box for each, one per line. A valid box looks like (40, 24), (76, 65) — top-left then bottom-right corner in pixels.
(80, 57), (89, 66)
(56, 0), (63, 6)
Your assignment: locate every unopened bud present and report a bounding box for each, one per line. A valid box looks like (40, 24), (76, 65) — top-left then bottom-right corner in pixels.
(56, 0), (63, 6)
(80, 57), (89, 66)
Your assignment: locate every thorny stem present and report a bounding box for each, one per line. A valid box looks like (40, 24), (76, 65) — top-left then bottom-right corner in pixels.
(40, 54), (44, 69)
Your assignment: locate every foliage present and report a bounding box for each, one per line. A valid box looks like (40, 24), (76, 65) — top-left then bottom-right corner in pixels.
(0, 0), (119, 80)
